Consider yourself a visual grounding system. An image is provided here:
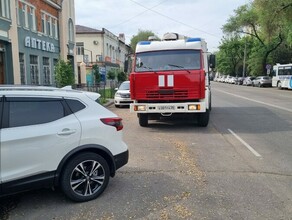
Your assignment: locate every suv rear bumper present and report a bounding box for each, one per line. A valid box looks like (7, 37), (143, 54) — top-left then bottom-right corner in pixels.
(114, 150), (129, 170)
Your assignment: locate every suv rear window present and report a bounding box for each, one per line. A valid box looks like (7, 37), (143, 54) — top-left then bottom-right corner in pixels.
(65, 99), (86, 113)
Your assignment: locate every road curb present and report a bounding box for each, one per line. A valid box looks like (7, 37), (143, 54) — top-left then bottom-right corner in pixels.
(103, 99), (114, 107)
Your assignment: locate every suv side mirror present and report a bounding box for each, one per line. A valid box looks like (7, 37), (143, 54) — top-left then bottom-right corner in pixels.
(209, 54), (216, 69)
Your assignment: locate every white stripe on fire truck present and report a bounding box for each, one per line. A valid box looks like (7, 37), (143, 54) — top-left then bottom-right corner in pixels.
(159, 75), (165, 87)
(168, 75), (174, 87)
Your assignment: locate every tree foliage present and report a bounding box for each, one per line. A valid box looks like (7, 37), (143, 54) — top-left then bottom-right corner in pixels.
(130, 30), (159, 52)
(54, 59), (75, 87)
(92, 64), (101, 83)
(217, 36), (245, 76)
(117, 71), (127, 83)
(107, 69), (116, 80)
(221, 1), (292, 76)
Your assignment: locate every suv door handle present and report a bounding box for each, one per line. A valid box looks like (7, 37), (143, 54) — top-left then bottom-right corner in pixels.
(57, 129), (76, 136)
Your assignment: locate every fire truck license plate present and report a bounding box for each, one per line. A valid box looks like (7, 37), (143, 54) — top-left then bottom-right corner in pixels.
(158, 105), (175, 111)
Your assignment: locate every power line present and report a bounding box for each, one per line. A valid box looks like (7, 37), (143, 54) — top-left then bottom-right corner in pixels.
(128, 0), (220, 38)
(109, 0), (168, 29)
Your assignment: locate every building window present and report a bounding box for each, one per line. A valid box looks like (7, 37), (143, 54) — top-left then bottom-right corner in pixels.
(47, 16), (52, 37)
(30, 55), (39, 85)
(76, 42), (84, 55)
(19, 53), (26, 84)
(0, 0), (10, 19)
(53, 19), (58, 39)
(16, 0), (20, 25)
(43, 57), (50, 85)
(23, 4), (28, 28)
(41, 12), (46, 34)
(30, 7), (36, 31)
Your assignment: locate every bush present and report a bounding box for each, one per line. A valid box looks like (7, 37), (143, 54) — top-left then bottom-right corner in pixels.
(55, 59), (75, 87)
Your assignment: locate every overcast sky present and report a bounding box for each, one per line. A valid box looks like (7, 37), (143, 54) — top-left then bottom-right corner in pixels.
(75, 0), (250, 52)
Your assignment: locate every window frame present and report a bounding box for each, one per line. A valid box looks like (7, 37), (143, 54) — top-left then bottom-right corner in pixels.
(19, 53), (26, 84)
(0, 0), (10, 19)
(2, 96), (72, 129)
(30, 55), (39, 85)
(41, 12), (46, 35)
(43, 57), (51, 85)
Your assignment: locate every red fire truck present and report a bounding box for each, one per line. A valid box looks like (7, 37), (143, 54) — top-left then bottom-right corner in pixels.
(130, 33), (215, 127)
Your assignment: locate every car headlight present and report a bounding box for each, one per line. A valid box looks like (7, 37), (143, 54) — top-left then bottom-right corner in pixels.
(115, 92), (121, 97)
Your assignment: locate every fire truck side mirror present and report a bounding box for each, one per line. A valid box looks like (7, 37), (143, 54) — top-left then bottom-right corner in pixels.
(209, 54), (216, 69)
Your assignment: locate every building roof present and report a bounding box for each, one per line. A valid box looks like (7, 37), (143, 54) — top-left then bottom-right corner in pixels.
(76, 25), (103, 34)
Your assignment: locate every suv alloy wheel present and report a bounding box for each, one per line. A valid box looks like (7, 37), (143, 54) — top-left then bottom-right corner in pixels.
(61, 153), (110, 202)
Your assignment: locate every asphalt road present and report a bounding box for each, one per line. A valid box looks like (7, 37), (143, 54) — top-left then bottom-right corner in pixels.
(1, 82), (291, 219)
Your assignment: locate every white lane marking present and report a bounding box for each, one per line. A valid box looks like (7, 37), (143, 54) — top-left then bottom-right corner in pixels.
(228, 129), (262, 158)
(214, 88), (292, 113)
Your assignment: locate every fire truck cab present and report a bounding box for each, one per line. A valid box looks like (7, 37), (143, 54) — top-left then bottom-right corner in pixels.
(130, 33), (215, 127)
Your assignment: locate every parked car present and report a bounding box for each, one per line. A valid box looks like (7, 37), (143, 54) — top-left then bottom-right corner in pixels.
(0, 85), (129, 202)
(229, 77), (236, 84)
(252, 76), (272, 87)
(114, 81), (133, 107)
(235, 77), (245, 85)
(226, 76), (231, 83)
(243, 76), (256, 86)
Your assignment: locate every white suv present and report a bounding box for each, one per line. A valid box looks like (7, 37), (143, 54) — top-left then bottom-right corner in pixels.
(0, 86), (128, 202)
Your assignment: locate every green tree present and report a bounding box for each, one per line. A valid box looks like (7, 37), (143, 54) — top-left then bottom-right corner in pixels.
(107, 69), (116, 81)
(107, 69), (116, 98)
(223, 2), (292, 74)
(92, 64), (101, 84)
(117, 70), (127, 83)
(55, 59), (75, 87)
(217, 36), (245, 76)
(130, 30), (159, 52)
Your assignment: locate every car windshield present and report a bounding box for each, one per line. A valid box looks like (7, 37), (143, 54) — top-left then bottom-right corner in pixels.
(119, 82), (130, 90)
(135, 50), (201, 72)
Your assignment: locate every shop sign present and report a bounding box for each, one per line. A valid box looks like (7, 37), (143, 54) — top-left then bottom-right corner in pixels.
(24, 36), (55, 53)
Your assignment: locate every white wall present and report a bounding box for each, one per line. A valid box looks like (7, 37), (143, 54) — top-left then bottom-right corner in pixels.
(10, 0), (20, 84)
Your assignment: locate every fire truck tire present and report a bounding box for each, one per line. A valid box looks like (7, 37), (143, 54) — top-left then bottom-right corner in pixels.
(139, 113), (148, 127)
(197, 110), (209, 127)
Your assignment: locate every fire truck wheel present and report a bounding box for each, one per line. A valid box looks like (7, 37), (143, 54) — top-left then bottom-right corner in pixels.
(139, 113), (148, 127)
(197, 110), (209, 127)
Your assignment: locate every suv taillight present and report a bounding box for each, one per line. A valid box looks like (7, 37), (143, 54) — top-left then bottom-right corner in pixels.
(100, 117), (123, 131)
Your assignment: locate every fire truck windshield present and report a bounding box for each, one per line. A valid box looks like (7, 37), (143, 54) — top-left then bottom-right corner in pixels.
(135, 50), (201, 72)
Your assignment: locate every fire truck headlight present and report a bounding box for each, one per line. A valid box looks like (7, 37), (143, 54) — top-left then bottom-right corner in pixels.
(188, 104), (200, 110)
(134, 105), (146, 111)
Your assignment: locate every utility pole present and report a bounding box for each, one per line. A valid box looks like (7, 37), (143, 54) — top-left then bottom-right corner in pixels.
(242, 38), (247, 77)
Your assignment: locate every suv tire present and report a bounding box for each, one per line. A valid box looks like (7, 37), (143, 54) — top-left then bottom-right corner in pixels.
(61, 152), (110, 202)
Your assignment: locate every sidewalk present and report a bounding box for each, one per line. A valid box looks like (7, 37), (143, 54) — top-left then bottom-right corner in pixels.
(103, 99), (114, 107)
